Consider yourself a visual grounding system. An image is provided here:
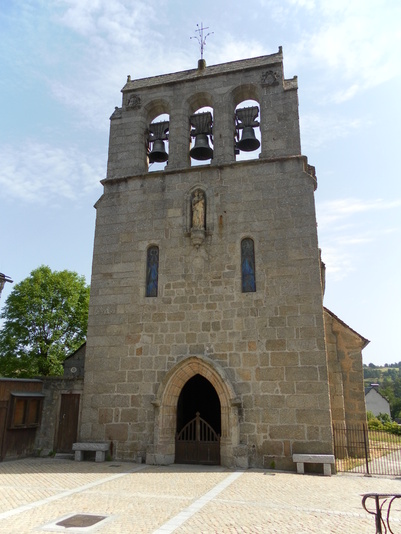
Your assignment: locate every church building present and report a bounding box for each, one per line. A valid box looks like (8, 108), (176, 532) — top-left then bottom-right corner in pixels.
(79, 48), (367, 470)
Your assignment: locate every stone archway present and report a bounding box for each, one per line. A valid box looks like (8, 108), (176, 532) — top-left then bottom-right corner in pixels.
(147, 355), (242, 467)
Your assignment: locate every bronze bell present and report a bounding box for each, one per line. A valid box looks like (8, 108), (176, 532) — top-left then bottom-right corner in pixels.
(149, 139), (168, 163)
(189, 134), (213, 161)
(237, 126), (260, 152)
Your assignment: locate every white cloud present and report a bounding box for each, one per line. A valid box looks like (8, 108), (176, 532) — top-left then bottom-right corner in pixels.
(41, 1), (192, 129)
(332, 84), (360, 104)
(317, 196), (401, 280)
(43, 2), (269, 131)
(282, 0), (401, 100)
(55, 0), (152, 40)
(0, 141), (104, 204)
(208, 35), (266, 65)
(317, 198), (401, 228)
(300, 113), (366, 149)
(288, 0), (316, 8)
(320, 246), (354, 280)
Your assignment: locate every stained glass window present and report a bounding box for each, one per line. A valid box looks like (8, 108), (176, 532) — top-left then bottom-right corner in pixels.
(241, 238), (256, 292)
(146, 246), (159, 297)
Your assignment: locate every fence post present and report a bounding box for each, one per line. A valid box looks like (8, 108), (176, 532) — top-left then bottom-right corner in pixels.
(363, 423), (370, 475)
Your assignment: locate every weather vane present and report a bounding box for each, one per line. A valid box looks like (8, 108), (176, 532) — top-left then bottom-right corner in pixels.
(191, 23), (213, 60)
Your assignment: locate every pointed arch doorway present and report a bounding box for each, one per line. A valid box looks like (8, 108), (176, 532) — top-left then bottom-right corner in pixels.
(150, 356), (241, 468)
(175, 374), (221, 465)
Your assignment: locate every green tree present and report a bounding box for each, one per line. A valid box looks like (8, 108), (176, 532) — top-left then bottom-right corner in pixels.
(0, 266), (90, 377)
(363, 368), (380, 379)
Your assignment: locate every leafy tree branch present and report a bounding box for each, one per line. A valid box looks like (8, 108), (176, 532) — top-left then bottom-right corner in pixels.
(0, 265), (90, 377)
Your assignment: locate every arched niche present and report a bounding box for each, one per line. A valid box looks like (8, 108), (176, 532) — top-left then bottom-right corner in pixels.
(232, 85), (261, 162)
(145, 99), (170, 172)
(183, 183), (214, 238)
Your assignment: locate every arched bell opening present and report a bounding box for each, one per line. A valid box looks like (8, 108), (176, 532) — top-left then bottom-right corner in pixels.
(189, 106), (214, 166)
(147, 112), (170, 172)
(234, 99), (261, 162)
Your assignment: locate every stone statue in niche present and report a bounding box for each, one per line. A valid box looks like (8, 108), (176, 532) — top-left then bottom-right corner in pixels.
(192, 190), (205, 230)
(190, 189), (206, 247)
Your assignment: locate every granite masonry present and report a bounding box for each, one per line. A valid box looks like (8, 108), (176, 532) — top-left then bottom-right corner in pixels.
(79, 48), (368, 470)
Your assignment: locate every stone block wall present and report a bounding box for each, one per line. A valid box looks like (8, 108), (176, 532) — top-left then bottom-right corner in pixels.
(79, 50), (345, 470)
(81, 157), (333, 469)
(324, 308), (368, 426)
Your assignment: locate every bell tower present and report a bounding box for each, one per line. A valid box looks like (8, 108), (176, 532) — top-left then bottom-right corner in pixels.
(81, 48), (337, 470)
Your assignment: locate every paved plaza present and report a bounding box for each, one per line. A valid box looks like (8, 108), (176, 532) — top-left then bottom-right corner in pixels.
(1, 458), (401, 533)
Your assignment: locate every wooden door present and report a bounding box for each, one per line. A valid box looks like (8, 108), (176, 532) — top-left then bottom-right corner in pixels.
(56, 394), (80, 453)
(175, 412), (220, 465)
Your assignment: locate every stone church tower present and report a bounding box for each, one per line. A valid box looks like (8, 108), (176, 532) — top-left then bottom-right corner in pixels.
(80, 48), (367, 470)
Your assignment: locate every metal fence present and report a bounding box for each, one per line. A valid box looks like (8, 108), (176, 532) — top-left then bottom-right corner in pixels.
(333, 423), (401, 476)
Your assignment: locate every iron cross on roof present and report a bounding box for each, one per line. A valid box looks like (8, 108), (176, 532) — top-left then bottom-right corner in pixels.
(191, 23), (214, 60)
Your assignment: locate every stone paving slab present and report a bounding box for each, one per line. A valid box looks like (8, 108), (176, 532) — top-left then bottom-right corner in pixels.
(174, 471), (401, 533)
(0, 458), (401, 533)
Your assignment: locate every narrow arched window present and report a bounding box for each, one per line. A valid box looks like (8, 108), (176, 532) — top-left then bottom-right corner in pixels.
(146, 246), (159, 297)
(241, 238), (256, 293)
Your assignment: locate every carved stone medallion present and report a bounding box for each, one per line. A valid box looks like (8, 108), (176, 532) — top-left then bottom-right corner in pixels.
(261, 70), (279, 86)
(126, 94), (141, 110)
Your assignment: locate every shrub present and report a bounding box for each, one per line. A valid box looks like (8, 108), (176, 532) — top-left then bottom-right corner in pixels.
(383, 422), (401, 436)
(377, 413), (391, 424)
(368, 418), (384, 431)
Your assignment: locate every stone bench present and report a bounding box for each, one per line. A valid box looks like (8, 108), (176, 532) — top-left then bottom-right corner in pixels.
(72, 442), (109, 462)
(293, 454), (335, 476)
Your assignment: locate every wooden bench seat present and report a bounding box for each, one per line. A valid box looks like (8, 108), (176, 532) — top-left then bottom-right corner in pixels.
(292, 453), (335, 476)
(72, 442), (109, 462)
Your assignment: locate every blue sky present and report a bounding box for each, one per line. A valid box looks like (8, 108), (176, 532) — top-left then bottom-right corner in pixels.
(1, 0), (400, 366)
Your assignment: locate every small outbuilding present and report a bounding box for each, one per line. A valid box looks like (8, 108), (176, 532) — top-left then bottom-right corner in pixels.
(0, 343), (85, 461)
(34, 343), (85, 455)
(365, 385), (391, 419)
